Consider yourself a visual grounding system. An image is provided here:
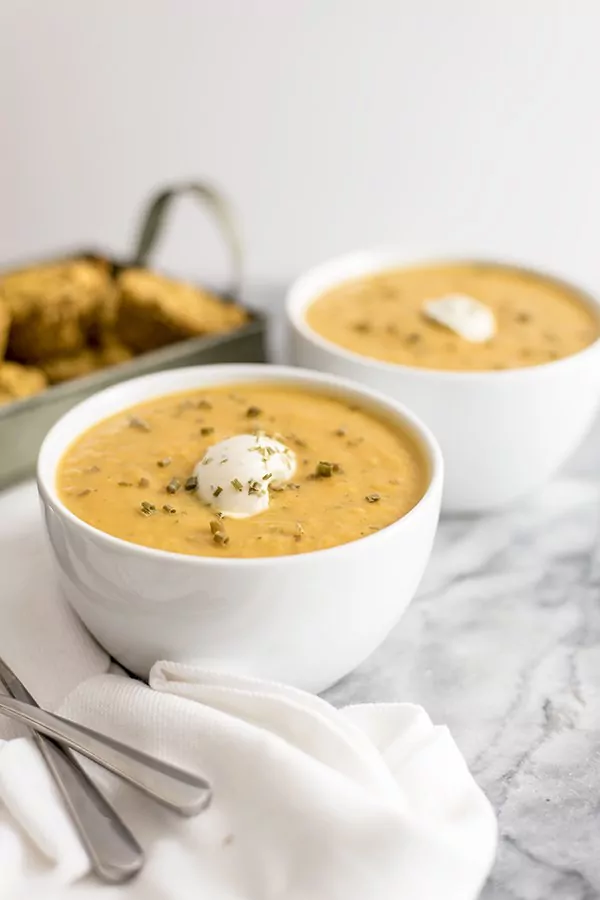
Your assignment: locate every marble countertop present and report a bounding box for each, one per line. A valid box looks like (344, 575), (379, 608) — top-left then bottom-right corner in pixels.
(3, 288), (600, 898)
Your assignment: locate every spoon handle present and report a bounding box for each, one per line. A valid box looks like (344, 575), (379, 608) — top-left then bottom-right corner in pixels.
(0, 694), (211, 816)
(33, 731), (144, 883)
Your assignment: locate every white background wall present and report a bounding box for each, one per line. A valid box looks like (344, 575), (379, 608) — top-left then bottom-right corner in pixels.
(2, 1), (600, 292)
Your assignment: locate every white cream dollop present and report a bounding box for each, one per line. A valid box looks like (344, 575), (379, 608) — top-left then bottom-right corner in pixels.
(423, 294), (496, 343)
(194, 434), (296, 519)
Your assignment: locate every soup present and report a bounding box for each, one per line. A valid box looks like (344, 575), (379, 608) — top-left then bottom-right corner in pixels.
(58, 383), (427, 558)
(306, 263), (599, 371)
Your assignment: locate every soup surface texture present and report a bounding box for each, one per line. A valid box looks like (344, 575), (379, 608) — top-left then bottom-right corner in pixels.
(306, 263), (599, 371)
(58, 384), (427, 558)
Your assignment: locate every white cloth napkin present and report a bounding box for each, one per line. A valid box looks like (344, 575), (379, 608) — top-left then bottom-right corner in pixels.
(0, 483), (497, 900)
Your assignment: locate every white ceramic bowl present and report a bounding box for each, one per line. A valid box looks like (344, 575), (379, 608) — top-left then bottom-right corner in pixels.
(37, 364), (443, 693)
(287, 248), (600, 513)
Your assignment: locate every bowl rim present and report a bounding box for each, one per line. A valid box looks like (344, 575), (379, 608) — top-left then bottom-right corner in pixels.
(37, 363), (443, 568)
(286, 246), (600, 381)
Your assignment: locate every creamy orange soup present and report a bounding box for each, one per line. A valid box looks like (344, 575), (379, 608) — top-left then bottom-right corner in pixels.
(58, 384), (427, 558)
(306, 263), (599, 371)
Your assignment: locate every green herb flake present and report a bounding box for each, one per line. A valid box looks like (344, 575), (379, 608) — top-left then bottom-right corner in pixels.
(213, 485), (223, 497)
(157, 457), (171, 468)
(128, 416), (151, 432)
(366, 493), (381, 503)
(138, 477), (150, 488)
(162, 504), (177, 515)
(231, 478), (243, 492)
(184, 476), (198, 492)
(117, 481), (133, 487)
(201, 427), (215, 437)
(248, 480), (263, 495)
(262, 472), (272, 481)
(167, 478), (182, 494)
(213, 530), (230, 546)
(140, 500), (157, 516)
(246, 406), (262, 418)
(77, 488), (93, 497)
(315, 461), (337, 478)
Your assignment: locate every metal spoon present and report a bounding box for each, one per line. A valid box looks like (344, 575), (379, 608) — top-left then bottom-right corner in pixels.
(0, 657), (143, 884)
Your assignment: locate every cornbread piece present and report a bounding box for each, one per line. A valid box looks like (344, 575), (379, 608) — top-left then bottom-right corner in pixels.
(116, 269), (248, 354)
(98, 333), (134, 367)
(0, 300), (9, 359)
(0, 362), (47, 405)
(40, 334), (134, 385)
(40, 349), (100, 384)
(2, 260), (116, 363)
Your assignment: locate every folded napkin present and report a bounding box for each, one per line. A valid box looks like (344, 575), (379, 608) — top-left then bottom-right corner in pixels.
(0, 483), (497, 900)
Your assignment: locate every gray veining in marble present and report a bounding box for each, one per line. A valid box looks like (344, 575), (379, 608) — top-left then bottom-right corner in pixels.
(253, 285), (600, 899)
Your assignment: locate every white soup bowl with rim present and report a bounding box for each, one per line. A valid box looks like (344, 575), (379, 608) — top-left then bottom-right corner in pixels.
(37, 364), (443, 693)
(286, 248), (600, 513)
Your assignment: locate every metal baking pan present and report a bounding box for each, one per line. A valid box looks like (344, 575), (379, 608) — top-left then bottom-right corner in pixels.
(0, 181), (267, 489)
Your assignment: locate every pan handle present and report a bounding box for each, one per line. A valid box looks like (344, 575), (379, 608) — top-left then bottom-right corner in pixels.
(129, 180), (243, 303)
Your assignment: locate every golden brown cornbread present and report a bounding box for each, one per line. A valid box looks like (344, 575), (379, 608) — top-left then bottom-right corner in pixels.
(2, 260), (116, 363)
(0, 362), (47, 405)
(39, 350), (100, 384)
(116, 269), (248, 353)
(0, 300), (10, 359)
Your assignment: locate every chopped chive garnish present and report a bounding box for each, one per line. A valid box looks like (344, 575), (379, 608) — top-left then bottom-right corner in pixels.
(210, 520), (221, 534)
(77, 488), (92, 497)
(213, 530), (230, 546)
(246, 406), (262, 418)
(262, 472), (272, 480)
(185, 476), (198, 492)
(248, 480), (263, 495)
(201, 457), (213, 466)
(334, 428), (346, 437)
(162, 504), (176, 514)
(118, 481), (133, 487)
(213, 485), (223, 497)
(231, 478), (243, 492)
(128, 416), (151, 432)
(167, 477), (181, 494)
(157, 457), (171, 468)
(138, 477), (150, 488)
(201, 427), (214, 436)
(366, 493), (381, 503)
(140, 500), (156, 515)
(316, 461), (335, 478)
